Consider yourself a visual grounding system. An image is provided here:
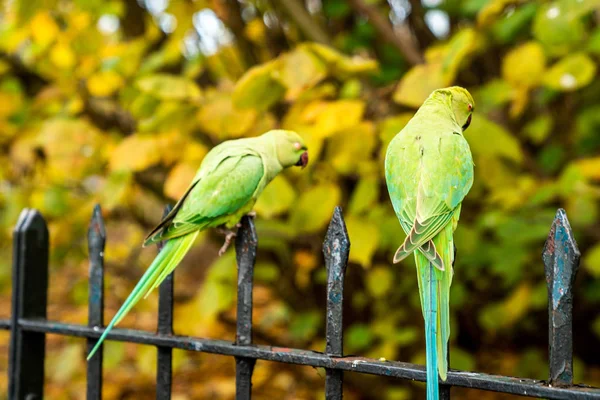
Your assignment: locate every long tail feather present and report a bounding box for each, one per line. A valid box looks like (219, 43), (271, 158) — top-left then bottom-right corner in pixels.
(423, 262), (439, 400)
(87, 231), (199, 360)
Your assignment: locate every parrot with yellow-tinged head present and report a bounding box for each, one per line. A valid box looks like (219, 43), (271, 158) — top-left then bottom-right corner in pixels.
(87, 129), (308, 360)
(385, 87), (475, 399)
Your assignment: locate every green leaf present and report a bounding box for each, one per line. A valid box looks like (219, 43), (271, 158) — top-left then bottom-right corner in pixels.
(289, 311), (321, 341)
(543, 53), (597, 91)
(345, 324), (374, 352)
(533, 0), (600, 56)
(465, 114), (524, 164)
(524, 114), (553, 144)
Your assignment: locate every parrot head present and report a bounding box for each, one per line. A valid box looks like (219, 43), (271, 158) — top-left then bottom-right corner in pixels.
(446, 86), (475, 132)
(266, 129), (309, 169)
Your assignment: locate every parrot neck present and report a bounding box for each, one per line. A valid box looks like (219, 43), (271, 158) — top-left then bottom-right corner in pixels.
(257, 137), (285, 181)
(418, 94), (462, 132)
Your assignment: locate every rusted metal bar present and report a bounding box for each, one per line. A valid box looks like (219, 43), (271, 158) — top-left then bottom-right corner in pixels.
(235, 215), (258, 400)
(87, 205), (106, 400)
(9, 318), (600, 399)
(542, 209), (580, 387)
(323, 207), (350, 399)
(157, 205), (174, 400)
(8, 209), (49, 400)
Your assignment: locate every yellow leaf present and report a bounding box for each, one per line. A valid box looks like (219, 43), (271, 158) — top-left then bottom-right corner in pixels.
(136, 74), (202, 100)
(279, 48), (327, 101)
(245, 18), (266, 43)
(290, 184), (341, 233)
(301, 100), (365, 138)
(477, 0), (527, 28)
(110, 136), (162, 172)
(197, 90), (257, 139)
(37, 119), (105, 181)
(254, 175), (296, 219)
(502, 41), (546, 88)
(543, 53), (597, 91)
(164, 163), (196, 200)
(346, 216), (380, 268)
(87, 70), (124, 97)
(366, 266), (394, 297)
(232, 61), (286, 110)
(575, 157), (600, 180)
(326, 122), (376, 175)
(304, 43), (378, 76)
(393, 62), (447, 108)
(393, 28), (479, 107)
(50, 42), (76, 69)
(30, 12), (59, 48)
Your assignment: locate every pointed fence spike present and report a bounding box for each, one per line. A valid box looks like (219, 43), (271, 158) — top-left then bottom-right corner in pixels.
(9, 209), (49, 400)
(323, 206), (350, 399)
(542, 208), (581, 387)
(234, 215), (258, 400)
(87, 204), (106, 400)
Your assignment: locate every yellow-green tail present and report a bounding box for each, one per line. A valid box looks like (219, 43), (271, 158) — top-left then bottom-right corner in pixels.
(87, 231), (199, 360)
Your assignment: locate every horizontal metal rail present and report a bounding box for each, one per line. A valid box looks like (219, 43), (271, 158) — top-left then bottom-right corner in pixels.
(2, 318), (599, 399)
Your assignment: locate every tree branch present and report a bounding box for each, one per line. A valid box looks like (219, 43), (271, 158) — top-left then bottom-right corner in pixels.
(122, 0), (146, 39)
(406, 0), (437, 49)
(348, 0), (423, 66)
(215, 0), (259, 67)
(278, 0), (332, 45)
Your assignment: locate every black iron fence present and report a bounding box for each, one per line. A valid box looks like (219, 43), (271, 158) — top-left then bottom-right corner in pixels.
(3, 205), (600, 399)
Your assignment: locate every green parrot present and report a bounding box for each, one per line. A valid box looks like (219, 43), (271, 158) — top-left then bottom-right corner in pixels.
(384, 87), (474, 399)
(87, 129), (308, 360)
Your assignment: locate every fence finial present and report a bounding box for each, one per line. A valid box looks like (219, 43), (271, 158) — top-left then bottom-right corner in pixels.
(323, 206), (350, 399)
(234, 215), (258, 400)
(9, 209), (49, 400)
(87, 204), (106, 400)
(542, 208), (580, 387)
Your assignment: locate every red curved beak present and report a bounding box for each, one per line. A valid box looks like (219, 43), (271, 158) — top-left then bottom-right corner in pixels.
(296, 151), (308, 168)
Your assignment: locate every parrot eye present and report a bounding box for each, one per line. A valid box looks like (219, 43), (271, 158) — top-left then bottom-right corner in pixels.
(293, 142), (302, 150)
(467, 103), (473, 111)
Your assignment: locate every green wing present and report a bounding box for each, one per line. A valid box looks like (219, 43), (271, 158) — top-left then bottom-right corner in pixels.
(385, 120), (473, 269)
(145, 153), (264, 245)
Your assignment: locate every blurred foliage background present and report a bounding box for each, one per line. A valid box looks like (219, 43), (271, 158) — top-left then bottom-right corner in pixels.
(0, 0), (600, 398)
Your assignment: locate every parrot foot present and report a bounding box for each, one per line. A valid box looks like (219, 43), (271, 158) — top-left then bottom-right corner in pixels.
(246, 210), (256, 218)
(217, 226), (241, 256)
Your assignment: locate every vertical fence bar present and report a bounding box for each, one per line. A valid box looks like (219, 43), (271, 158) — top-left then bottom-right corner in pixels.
(8, 209), (49, 400)
(323, 207), (350, 400)
(87, 205), (106, 400)
(542, 208), (580, 387)
(234, 216), (258, 400)
(157, 205), (174, 400)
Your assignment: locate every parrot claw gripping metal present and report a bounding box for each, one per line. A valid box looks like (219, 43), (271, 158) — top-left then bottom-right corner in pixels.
(217, 225), (242, 256)
(384, 87), (474, 400)
(87, 130), (308, 361)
